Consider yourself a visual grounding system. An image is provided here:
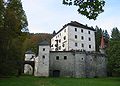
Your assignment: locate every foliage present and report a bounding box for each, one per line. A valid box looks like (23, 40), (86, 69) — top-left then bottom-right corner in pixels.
(23, 33), (53, 55)
(107, 28), (120, 75)
(0, 0), (28, 76)
(95, 26), (102, 51)
(107, 41), (120, 74)
(0, 76), (120, 86)
(111, 27), (120, 41)
(63, 0), (105, 20)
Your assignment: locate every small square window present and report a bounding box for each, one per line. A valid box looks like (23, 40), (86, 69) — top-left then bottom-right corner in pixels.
(62, 44), (65, 47)
(75, 43), (77, 47)
(75, 35), (77, 39)
(75, 28), (77, 31)
(42, 55), (45, 59)
(81, 29), (83, 33)
(88, 31), (90, 34)
(59, 39), (61, 43)
(82, 44), (84, 47)
(64, 36), (66, 40)
(64, 29), (66, 32)
(56, 56), (59, 60)
(90, 59), (92, 61)
(81, 36), (84, 40)
(43, 48), (45, 51)
(64, 56), (67, 60)
(63, 49), (66, 51)
(89, 45), (91, 48)
(89, 37), (91, 41)
(81, 58), (84, 60)
(59, 46), (61, 50)
(51, 44), (53, 47)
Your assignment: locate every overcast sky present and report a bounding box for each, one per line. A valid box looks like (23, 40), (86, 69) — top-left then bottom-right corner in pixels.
(21, 0), (120, 35)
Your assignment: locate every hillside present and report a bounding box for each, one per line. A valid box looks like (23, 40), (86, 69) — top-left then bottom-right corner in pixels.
(23, 33), (53, 55)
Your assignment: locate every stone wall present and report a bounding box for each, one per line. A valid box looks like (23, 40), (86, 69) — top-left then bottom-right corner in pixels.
(49, 51), (106, 78)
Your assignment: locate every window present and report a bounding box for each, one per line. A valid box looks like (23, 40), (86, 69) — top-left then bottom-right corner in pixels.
(81, 58), (84, 60)
(81, 36), (84, 40)
(59, 39), (61, 43)
(63, 48), (66, 51)
(62, 44), (65, 47)
(89, 37), (91, 41)
(89, 45), (91, 48)
(75, 35), (77, 39)
(59, 46), (61, 50)
(82, 43), (84, 47)
(88, 31), (90, 34)
(64, 29), (66, 32)
(56, 56), (59, 60)
(51, 44), (53, 47)
(81, 29), (83, 33)
(42, 55), (45, 59)
(90, 59), (92, 61)
(43, 48), (45, 51)
(64, 56), (67, 60)
(75, 28), (77, 31)
(64, 36), (66, 40)
(75, 43), (77, 47)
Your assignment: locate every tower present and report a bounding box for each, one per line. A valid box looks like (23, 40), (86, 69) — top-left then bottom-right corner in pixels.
(35, 41), (50, 77)
(99, 35), (105, 54)
(24, 50), (35, 75)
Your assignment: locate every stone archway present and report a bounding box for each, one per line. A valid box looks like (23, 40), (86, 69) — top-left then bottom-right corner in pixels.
(24, 64), (33, 75)
(23, 61), (35, 75)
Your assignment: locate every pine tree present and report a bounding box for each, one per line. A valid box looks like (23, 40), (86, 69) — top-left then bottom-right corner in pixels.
(95, 26), (102, 51)
(111, 27), (120, 41)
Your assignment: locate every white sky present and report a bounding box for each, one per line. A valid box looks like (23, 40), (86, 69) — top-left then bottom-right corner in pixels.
(21, 0), (120, 35)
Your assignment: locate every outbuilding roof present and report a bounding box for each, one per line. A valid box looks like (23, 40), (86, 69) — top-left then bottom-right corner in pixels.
(38, 40), (50, 46)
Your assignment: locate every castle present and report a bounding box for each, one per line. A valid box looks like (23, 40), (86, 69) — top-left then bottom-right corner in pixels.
(24, 21), (107, 78)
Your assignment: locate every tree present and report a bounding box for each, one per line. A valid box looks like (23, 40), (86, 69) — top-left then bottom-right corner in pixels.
(111, 27), (120, 41)
(107, 41), (120, 76)
(107, 28), (120, 76)
(63, 0), (105, 20)
(0, 0), (28, 76)
(95, 26), (102, 51)
(103, 30), (109, 48)
(22, 33), (53, 56)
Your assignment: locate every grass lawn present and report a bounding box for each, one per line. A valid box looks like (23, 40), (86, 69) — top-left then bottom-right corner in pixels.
(0, 76), (120, 86)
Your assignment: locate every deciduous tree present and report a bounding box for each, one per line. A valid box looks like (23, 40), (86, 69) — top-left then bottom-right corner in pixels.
(63, 0), (105, 20)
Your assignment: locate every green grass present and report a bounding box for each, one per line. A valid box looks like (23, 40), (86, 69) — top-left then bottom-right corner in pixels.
(0, 76), (120, 86)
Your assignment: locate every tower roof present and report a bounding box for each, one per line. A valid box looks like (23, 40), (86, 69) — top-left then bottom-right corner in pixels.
(38, 41), (50, 46)
(25, 50), (35, 54)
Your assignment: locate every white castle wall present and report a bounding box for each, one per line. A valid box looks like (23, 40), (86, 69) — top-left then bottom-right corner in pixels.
(34, 45), (50, 77)
(51, 25), (95, 51)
